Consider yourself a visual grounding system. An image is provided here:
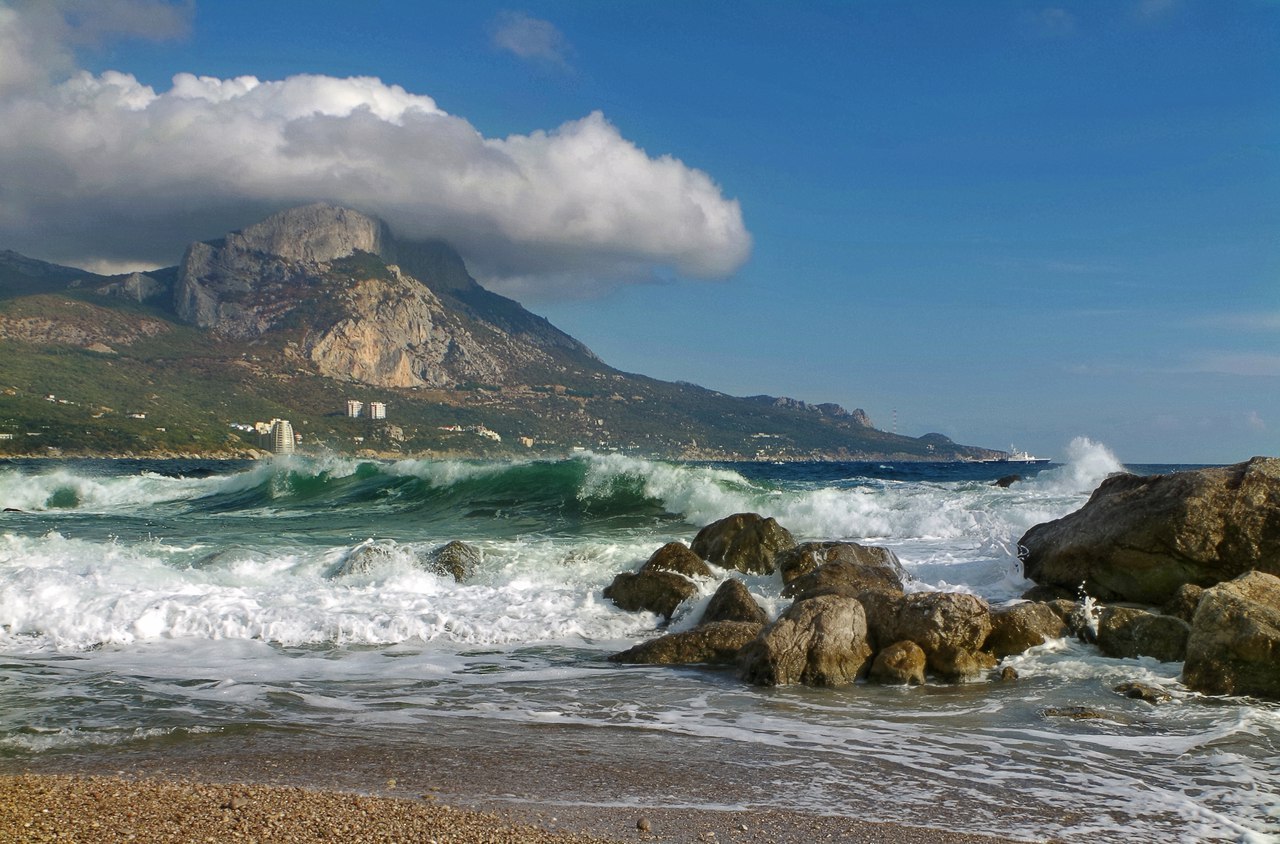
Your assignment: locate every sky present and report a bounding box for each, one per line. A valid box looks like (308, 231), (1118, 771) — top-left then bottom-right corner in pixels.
(0, 0), (1276, 463)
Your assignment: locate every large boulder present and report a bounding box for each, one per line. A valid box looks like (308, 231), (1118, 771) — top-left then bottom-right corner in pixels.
(329, 540), (399, 577)
(984, 602), (1069, 658)
(1096, 607), (1190, 663)
(603, 571), (698, 620)
(1018, 457), (1280, 605)
(608, 621), (763, 666)
(691, 513), (796, 575)
(738, 595), (873, 687)
(1182, 571), (1280, 699)
(643, 542), (714, 579)
(867, 640), (927, 686)
(425, 540), (481, 583)
(777, 542), (907, 597)
(700, 578), (768, 625)
(879, 592), (995, 682)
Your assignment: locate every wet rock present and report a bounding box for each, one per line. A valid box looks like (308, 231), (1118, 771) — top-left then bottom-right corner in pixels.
(603, 570), (698, 621)
(776, 541), (906, 588)
(1021, 584), (1076, 602)
(1183, 571), (1280, 699)
(867, 640), (927, 686)
(690, 513), (796, 575)
(1018, 457), (1280, 605)
(1161, 583), (1205, 624)
(699, 578), (768, 625)
(999, 666), (1018, 681)
(738, 595), (872, 687)
(1096, 607), (1190, 663)
(1043, 706), (1106, 720)
(608, 621), (763, 665)
(642, 541), (714, 579)
(884, 591), (996, 682)
(1114, 681), (1172, 704)
(330, 540), (399, 577)
(994, 474), (1022, 488)
(425, 540), (481, 583)
(779, 543), (907, 600)
(984, 601), (1069, 658)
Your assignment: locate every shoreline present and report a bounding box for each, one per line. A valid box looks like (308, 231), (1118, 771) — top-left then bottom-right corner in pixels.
(1, 773), (1030, 844)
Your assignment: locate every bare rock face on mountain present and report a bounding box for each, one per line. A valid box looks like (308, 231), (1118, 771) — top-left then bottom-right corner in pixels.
(173, 204), (597, 389)
(1019, 458), (1280, 605)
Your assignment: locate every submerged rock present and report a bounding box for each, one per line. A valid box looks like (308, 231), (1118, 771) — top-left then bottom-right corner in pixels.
(609, 621), (763, 666)
(1018, 457), (1280, 605)
(1182, 571), (1280, 700)
(1114, 681), (1172, 704)
(691, 513), (796, 575)
(603, 570), (698, 621)
(330, 540), (400, 577)
(739, 595), (873, 687)
(426, 540), (481, 583)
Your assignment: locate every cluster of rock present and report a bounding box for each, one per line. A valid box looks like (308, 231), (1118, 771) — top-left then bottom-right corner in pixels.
(604, 457), (1280, 701)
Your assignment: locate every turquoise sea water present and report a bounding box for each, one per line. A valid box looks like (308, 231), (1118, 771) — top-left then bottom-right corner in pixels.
(0, 440), (1276, 842)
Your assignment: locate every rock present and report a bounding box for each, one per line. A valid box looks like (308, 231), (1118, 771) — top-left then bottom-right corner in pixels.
(603, 570), (698, 621)
(984, 602), (1069, 658)
(1114, 681), (1172, 704)
(643, 542), (714, 579)
(882, 592), (996, 682)
(690, 513), (796, 575)
(608, 621), (763, 665)
(1043, 706), (1106, 720)
(425, 540), (480, 583)
(1021, 584), (1076, 602)
(994, 474), (1022, 488)
(1182, 571), (1280, 699)
(330, 540), (399, 577)
(777, 541), (907, 593)
(700, 578), (768, 625)
(1161, 583), (1205, 624)
(738, 595), (873, 687)
(1096, 607), (1191, 662)
(867, 640), (927, 686)
(637, 817), (651, 833)
(999, 666), (1018, 681)
(1018, 457), (1280, 605)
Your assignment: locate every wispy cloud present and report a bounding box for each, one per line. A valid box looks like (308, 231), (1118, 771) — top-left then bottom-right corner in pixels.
(1184, 353), (1280, 377)
(1134, 0), (1179, 22)
(491, 11), (571, 69)
(1246, 410), (1267, 432)
(1192, 312), (1280, 332)
(1034, 7), (1078, 37)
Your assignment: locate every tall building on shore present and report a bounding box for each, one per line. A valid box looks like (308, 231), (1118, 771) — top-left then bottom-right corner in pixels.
(346, 400), (363, 418)
(368, 401), (386, 420)
(271, 419), (296, 454)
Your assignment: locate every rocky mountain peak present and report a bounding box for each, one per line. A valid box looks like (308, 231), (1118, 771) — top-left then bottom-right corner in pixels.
(226, 204), (390, 264)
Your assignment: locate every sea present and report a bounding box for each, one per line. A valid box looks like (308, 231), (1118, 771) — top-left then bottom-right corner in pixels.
(0, 437), (1276, 843)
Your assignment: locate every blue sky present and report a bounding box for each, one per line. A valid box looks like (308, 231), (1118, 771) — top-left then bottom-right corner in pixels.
(1, 1), (1276, 462)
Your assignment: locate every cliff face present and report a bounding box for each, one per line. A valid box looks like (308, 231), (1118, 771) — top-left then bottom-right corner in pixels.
(173, 204), (596, 389)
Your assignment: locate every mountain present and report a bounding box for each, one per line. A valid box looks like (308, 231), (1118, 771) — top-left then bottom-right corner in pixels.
(0, 205), (1001, 461)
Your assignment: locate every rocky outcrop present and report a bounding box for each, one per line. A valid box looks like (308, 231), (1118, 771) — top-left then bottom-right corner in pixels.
(984, 602), (1068, 658)
(1182, 571), (1280, 699)
(739, 595), (873, 687)
(1096, 607), (1190, 663)
(643, 542), (714, 579)
(777, 541), (906, 589)
(608, 621), (763, 666)
(700, 578), (768, 625)
(691, 513), (796, 575)
(1019, 458), (1280, 605)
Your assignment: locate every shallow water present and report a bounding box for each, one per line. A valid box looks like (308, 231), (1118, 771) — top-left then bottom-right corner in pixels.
(1, 439), (1276, 842)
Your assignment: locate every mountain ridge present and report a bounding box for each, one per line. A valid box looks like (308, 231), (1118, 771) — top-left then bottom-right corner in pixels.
(0, 205), (1001, 461)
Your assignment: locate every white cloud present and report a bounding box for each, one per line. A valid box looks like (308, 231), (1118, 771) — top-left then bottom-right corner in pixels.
(0, 1), (750, 300)
(1246, 410), (1266, 432)
(491, 11), (571, 69)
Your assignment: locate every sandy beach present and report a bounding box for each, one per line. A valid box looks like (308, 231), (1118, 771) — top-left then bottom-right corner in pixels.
(1, 773), (1031, 843)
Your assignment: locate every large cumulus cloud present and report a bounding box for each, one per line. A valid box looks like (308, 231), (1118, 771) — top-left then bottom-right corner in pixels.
(0, 2), (750, 299)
